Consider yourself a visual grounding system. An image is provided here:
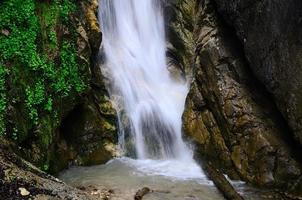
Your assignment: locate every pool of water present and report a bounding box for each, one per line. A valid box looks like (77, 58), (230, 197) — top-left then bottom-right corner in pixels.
(59, 158), (268, 200)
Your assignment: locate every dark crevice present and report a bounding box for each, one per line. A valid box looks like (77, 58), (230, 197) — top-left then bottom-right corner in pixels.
(60, 103), (84, 142)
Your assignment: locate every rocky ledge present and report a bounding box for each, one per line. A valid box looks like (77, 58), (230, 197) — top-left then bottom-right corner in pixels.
(0, 140), (102, 200)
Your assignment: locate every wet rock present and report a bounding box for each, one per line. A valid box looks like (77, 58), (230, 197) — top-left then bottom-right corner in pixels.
(134, 187), (151, 200)
(202, 161), (244, 200)
(166, 44), (186, 83)
(169, 0), (302, 195)
(165, 0), (196, 75)
(75, 185), (114, 200)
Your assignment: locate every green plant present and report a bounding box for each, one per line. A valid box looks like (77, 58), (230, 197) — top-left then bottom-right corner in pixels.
(43, 164), (49, 171)
(0, 0), (87, 162)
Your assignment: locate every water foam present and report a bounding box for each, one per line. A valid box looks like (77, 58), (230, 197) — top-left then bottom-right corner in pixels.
(99, 0), (205, 179)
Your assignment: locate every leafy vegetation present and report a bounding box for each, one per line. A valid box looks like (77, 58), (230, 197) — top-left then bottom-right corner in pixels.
(0, 0), (87, 155)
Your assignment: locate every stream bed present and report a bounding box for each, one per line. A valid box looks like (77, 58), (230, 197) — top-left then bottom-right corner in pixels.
(59, 158), (269, 200)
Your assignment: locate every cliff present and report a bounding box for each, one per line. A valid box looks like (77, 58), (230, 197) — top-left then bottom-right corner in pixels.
(168, 0), (302, 196)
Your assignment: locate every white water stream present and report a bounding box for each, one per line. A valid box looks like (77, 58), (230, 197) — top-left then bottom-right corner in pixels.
(100, 0), (191, 161)
(99, 0), (203, 179)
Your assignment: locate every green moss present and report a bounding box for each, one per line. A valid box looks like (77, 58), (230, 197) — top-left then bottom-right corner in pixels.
(0, 66), (7, 136)
(54, 41), (85, 96)
(0, 0), (88, 169)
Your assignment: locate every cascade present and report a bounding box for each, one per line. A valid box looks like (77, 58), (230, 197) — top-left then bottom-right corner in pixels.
(99, 0), (192, 160)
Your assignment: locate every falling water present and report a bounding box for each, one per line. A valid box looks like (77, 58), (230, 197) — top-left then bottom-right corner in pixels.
(59, 2), (266, 198)
(99, 0), (192, 162)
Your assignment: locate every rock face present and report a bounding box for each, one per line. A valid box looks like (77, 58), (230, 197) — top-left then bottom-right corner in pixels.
(167, 0), (302, 195)
(213, 0), (302, 147)
(165, 0), (196, 76)
(2, 0), (118, 174)
(49, 0), (118, 174)
(51, 93), (118, 174)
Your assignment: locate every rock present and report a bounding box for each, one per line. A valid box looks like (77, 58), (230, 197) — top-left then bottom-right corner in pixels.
(80, 0), (102, 52)
(134, 187), (151, 200)
(1, 29), (10, 36)
(19, 187), (30, 196)
(0, 142), (96, 200)
(50, 94), (117, 173)
(212, 0), (302, 147)
(168, 0), (302, 195)
(166, 46), (186, 83)
(74, 185), (114, 200)
(165, 0), (196, 75)
(202, 161), (244, 200)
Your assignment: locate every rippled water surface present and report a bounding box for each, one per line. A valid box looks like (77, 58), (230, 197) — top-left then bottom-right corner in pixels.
(60, 158), (267, 200)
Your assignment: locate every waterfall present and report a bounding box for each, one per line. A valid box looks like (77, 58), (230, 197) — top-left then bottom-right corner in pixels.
(99, 0), (192, 161)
